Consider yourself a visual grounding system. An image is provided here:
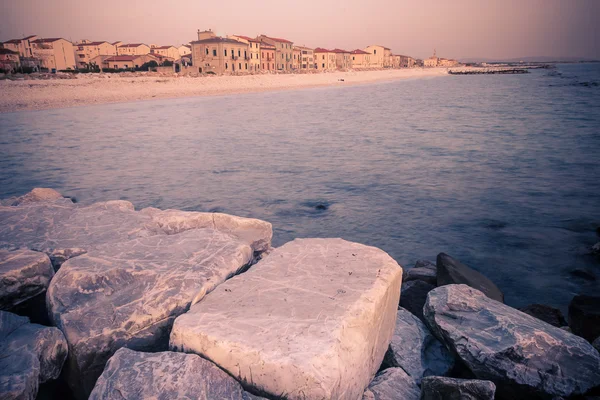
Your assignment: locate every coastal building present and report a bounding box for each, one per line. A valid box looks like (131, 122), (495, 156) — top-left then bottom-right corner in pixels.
(313, 48), (336, 70)
(191, 30), (250, 74)
(177, 45), (191, 57)
(2, 35), (37, 58)
(116, 43), (151, 56)
(292, 46), (301, 70)
(31, 38), (76, 70)
(332, 49), (352, 70)
(365, 45), (391, 68)
(398, 55), (416, 68)
(350, 49), (372, 68)
(261, 43), (276, 71)
(258, 35), (293, 71)
(101, 54), (157, 69)
(0, 48), (20, 72)
(112, 41), (123, 48)
(229, 35), (261, 72)
(74, 41), (117, 69)
(295, 46), (314, 70)
(150, 45), (179, 60)
(424, 49), (459, 67)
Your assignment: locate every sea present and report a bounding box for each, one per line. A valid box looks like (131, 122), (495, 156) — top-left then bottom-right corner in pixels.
(1, 63), (599, 312)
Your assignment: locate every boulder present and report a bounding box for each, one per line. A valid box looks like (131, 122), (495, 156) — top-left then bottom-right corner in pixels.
(0, 189), (272, 399)
(0, 249), (54, 310)
(436, 253), (504, 303)
(362, 368), (420, 400)
(382, 308), (453, 383)
(0, 311), (68, 400)
(424, 284), (600, 399)
(0, 188), (64, 206)
(89, 348), (247, 400)
(404, 260), (437, 285)
(569, 295), (600, 342)
(400, 280), (435, 322)
(517, 304), (567, 327)
(420, 376), (496, 400)
(593, 336), (600, 353)
(170, 238), (403, 400)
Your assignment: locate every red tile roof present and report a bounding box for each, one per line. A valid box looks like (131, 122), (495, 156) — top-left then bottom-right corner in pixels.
(331, 48), (350, 53)
(314, 47), (331, 53)
(32, 38), (64, 44)
(3, 39), (21, 44)
(351, 49), (369, 55)
(261, 35), (293, 44)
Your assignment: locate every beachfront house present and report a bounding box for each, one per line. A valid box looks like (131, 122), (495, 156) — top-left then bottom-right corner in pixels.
(294, 46), (314, 70)
(151, 45), (179, 60)
(365, 45), (392, 68)
(261, 44), (276, 71)
(313, 48), (337, 70)
(0, 48), (20, 72)
(229, 35), (261, 72)
(332, 49), (352, 70)
(350, 49), (372, 68)
(177, 45), (191, 57)
(31, 38), (76, 70)
(399, 55), (416, 68)
(101, 54), (157, 69)
(74, 41), (117, 69)
(292, 46), (301, 70)
(116, 43), (151, 56)
(2, 35), (37, 58)
(258, 35), (294, 71)
(191, 30), (250, 74)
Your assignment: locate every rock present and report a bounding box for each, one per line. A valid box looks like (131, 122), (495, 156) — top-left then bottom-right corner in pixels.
(592, 242), (600, 254)
(569, 295), (600, 342)
(0, 311), (68, 399)
(0, 188), (64, 206)
(420, 376), (496, 400)
(170, 238), (403, 400)
(569, 268), (597, 281)
(89, 348), (246, 400)
(404, 266), (437, 286)
(0, 249), (54, 310)
(362, 368), (420, 400)
(0, 189), (273, 399)
(400, 280), (435, 321)
(415, 260), (437, 269)
(424, 284), (600, 399)
(593, 336), (600, 353)
(382, 308), (453, 383)
(436, 253), (504, 303)
(517, 304), (567, 327)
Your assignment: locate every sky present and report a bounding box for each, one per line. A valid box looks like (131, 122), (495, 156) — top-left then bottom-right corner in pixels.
(1, 0), (599, 60)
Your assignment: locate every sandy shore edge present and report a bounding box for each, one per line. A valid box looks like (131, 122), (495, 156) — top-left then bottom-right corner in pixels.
(0, 68), (449, 113)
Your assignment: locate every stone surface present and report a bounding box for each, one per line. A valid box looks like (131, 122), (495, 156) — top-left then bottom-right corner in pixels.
(0, 189), (273, 399)
(517, 303), (567, 327)
(0, 310), (68, 400)
(0, 249), (54, 310)
(569, 295), (600, 342)
(400, 280), (435, 322)
(404, 267), (437, 286)
(436, 253), (504, 303)
(383, 308), (453, 383)
(0, 188), (64, 206)
(89, 348), (246, 400)
(424, 284), (600, 399)
(420, 376), (496, 400)
(593, 336), (600, 353)
(170, 238), (403, 400)
(362, 368), (420, 400)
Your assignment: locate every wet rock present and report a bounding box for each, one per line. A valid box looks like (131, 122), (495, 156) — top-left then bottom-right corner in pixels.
(420, 376), (496, 400)
(415, 260), (437, 269)
(0, 189), (273, 399)
(424, 284), (600, 399)
(362, 368), (420, 400)
(382, 308), (454, 383)
(171, 238), (403, 400)
(0, 249), (54, 310)
(89, 348), (246, 400)
(569, 295), (600, 342)
(0, 311), (68, 399)
(436, 253), (504, 302)
(400, 280), (435, 321)
(518, 303), (567, 327)
(569, 268), (597, 281)
(404, 261), (437, 285)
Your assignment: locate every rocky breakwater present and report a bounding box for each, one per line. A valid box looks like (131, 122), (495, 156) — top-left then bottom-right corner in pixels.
(0, 188), (272, 399)
(170, 238), (403, 399)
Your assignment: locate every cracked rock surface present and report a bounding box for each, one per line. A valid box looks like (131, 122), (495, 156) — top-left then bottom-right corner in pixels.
(0, 249), (54, 310)
(170, 238), (403, 400)
(424, 284), (600, 399)
(420, 376), (496, 400)
(0, 310), (68, 400)
(0, 189), (272, 399)
(362, 368), (420, 400)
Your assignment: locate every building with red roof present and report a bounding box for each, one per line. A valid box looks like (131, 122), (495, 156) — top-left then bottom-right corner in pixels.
(2, 35), (38, 58)
(74, 41), (117, 69)
(116, 43), (151, 56)
(350, 49), (373, 68)
(101, 54), (157, 69)
(150, 45), (179, 60)
(258, 34), (294, 71)
(228, 35), (262, 71)
(30, 38), (76, 70)
(191, 31), (252, 74)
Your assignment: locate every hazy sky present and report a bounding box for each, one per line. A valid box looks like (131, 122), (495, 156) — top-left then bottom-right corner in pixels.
(2, 0), (599, 60)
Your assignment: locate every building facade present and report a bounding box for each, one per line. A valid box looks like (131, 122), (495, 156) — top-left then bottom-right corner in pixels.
(295, 46), (314, 70)
(258, 35), (293, 71)
(2, 35), (37, 58)
(102, 54), (157, 69)
(350, 49), (371, 68)
(365, 45), (392, 68)
(332, 49), (352, 69)
(31, 38), (76, 70)
(261, 44), (276, 71)
(75, 41), (117, 69)
(0, 48), (20, 72)
(191, 32), (251, 74)
(313, 48), (336, 70)
(116, 43), (151, 56)
(151, 45), (179, 60)
(229, 35), (261, 72)
(178, 45), (191, 57)
(292, 47), (301, 70)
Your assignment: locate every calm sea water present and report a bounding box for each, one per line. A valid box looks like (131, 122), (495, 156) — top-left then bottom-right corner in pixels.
(1, 64), (599, 311)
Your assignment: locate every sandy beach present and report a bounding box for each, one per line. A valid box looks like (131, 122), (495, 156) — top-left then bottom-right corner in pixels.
(0, 68), (448, 113)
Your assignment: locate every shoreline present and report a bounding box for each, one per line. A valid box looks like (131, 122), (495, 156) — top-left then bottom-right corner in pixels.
(0, 68), (448, 113)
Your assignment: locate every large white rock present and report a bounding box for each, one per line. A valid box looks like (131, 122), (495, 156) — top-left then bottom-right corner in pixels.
(170, 238), (403, 400)
(0, 249), (54, 310)
(0, 189), (273, 399)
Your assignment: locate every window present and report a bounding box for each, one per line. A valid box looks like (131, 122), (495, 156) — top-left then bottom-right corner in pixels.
(239, 63), (241, 69)
(262, 63), (264, 69)
(213, 49), (217, 56)
(205, 48), (208, 55)
(374, 49), (377, 54)
(238, 50), (241, 57)
(245, 63), (247, 69)
(244, 51), (247, 58)
(226, 63), (228, 69)
(224, 49), (227, 56)
(262, 52), (264, 58)
(281, 54), (284, 59)
(251, 54), (253, 59)
(353, 56), (355, 60)
(322, 63), (325, 68)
